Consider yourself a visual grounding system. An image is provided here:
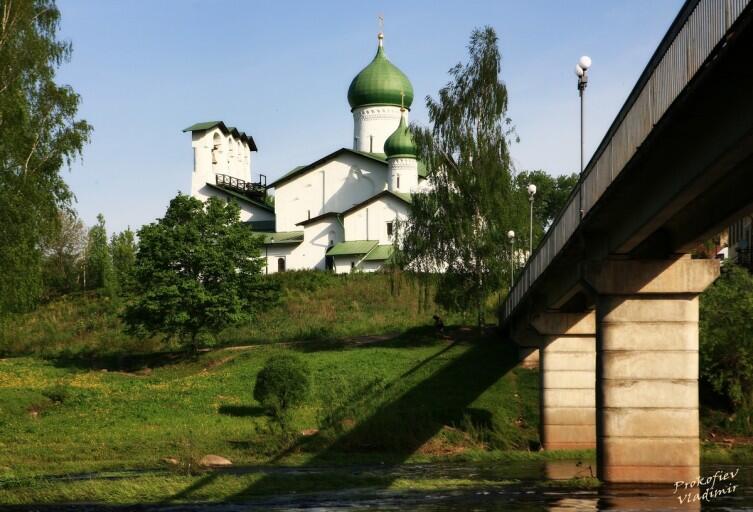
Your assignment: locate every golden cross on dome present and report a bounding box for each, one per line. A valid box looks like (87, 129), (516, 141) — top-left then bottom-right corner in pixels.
(378, 14), (384, 33)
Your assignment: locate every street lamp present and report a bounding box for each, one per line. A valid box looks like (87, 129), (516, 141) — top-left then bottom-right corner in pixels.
(507, 230), (516, 288)
(527, 183), (537, 257)
(575, 55), (591, 174)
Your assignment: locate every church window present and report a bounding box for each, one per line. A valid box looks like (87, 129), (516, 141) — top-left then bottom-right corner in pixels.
(369, 135), (374, 153)
(397, 175), (400, 189)
(212, 133), (221, 168)
(277, 257), (286, 273)
(192, 148), (197, 172)
(387, 221), (393, 237)
(350, 261), (355, 270)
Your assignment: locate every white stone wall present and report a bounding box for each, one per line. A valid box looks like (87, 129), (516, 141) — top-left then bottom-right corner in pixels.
(388, 157), (418, 193)
(352, 106), (405, 154)
(360, 260), (385, 273)
(343, 194), (410, 244)
(332, 256), (385, 274)
(301, 217), (344, 270)
(194, 184), (274, 223)
(263, 218), (343, 274)
(263, 244), (296, 274)
(274, 153), (388, 233)
(190, 128), (252, 198)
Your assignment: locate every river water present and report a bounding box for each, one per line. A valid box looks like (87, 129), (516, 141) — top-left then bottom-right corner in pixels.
(7, 461), (753, 511)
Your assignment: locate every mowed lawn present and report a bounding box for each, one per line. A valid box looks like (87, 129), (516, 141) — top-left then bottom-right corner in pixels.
(0, 327), (544, 503)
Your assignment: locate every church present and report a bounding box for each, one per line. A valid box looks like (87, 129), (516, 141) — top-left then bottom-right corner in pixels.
(184, 33), (427, 274)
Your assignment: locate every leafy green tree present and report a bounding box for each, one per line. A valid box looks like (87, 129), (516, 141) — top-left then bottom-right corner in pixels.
(254, 354), (311, 429)
(124, 194), (279, 352)
(0, 0), (91, 314)
(400, 27), (527, 326)
(41, 209), (87, 297)
(700, 264), (753, 412)
(111, 228), (137, 294)
(515, 170), (578, 248)
(84, 214), (115, 295)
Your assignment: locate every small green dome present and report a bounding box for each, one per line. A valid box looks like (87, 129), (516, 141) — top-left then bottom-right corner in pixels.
(347, 35), (414, 111)
(384, 113), (416, 159)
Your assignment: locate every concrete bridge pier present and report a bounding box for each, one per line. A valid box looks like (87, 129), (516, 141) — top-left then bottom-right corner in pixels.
(584, 258), (719, 483)
(531, 312), (596, 451)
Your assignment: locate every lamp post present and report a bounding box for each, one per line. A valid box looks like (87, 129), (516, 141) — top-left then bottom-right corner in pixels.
(575, 56), (591, 174)
(507, 230), (516, 288)
(527, 183), (537, 257)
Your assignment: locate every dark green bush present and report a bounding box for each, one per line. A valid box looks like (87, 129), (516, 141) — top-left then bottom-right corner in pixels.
(42, 385), (69, 404)
(254, 354), (311, 423)
(268, 270), (340, 293)
(700, 263), (753, 413)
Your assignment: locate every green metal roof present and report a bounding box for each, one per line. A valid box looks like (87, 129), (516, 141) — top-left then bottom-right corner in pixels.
(268, 148), (388, 188)
(264, 231), (303, 245)
(326, 240), (378, 257)
(205, 183), (275, 213)
(246, 220), (276, 232)
(183, 121), (223, 132)
(296, 211), (341, 227)
(182, 121), (257, 151)
(391, 191), (412, 203)
(341, 189), (412, 218)
(347, 36), (413, 111)
(363, 244), (395, 261)
(274, 165), (307, 184)
(268, 148), (425, 188)
(384, 113), (417, 159)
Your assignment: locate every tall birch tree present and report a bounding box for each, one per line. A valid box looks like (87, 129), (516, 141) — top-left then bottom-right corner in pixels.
(400, 27), (527, 326)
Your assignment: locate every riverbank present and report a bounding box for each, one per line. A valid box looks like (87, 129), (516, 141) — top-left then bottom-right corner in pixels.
(2, 325), (753, 505)
(0, 327), (538, 486)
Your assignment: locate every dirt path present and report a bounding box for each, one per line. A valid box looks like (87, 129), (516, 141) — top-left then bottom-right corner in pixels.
(206, 332), (403, 353)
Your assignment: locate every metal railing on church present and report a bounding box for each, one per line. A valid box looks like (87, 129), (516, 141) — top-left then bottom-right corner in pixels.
(215, 173), (267, 201)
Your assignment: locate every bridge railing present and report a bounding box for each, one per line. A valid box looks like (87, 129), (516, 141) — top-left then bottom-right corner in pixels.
(502, 0), (751, 322)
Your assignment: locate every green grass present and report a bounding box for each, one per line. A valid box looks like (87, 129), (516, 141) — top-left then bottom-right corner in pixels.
(0, 327), (548, 503)
(2, 271), (751, 504)
(0, 470), (588, 505)
(0, 271), (463, 360)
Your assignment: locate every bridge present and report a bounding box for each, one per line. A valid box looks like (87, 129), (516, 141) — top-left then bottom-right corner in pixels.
(500, 0), (753, 483)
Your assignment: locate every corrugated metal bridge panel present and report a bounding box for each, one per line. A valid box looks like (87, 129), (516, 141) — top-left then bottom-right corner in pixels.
(502, 0), (750, 321)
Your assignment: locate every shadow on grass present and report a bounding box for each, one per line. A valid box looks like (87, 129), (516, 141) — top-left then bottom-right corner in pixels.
(165, 326), (520, 502)
(45, 323), (446, 373)
(286, 325), (444, 354)
(48, 348), (196, 372)
(218, 405), (265, 417)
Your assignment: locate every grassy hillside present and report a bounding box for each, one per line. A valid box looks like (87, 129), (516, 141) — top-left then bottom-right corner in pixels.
(0, 272), (463, 360)
(0, 327), (552, 504)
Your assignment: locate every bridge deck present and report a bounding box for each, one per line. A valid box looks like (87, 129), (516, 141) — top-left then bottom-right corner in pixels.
(502, 0), (752, 323)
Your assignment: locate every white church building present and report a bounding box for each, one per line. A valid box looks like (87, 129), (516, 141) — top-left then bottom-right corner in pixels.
(185, 33), (427, 274)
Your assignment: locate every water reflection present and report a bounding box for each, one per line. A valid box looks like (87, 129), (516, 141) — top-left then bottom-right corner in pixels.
(13, 461), (750, 511)
(545, 460), (595, 480)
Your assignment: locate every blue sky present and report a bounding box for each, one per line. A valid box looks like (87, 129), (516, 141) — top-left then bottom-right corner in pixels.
(56, 0), (684, 234)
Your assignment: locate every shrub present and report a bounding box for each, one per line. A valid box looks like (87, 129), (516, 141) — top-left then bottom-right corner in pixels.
(700, 263), (753, 412)
(268, 269), (340, 293)
(41, 385), (69, 404)
(254, 354), (311, 426)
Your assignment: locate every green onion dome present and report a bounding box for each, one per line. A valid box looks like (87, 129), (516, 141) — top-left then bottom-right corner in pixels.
(384, 113), (416, 159)
(347, 34), (414, 111)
